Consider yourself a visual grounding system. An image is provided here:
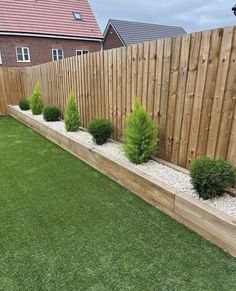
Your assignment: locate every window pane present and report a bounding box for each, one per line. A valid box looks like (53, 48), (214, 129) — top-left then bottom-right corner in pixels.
(53, 55), (58, 61)
(73, 12), (82, 20)
(83, 50), (88, 54)
(23, 48), (28, 55)
(76, 50), (82, 56)
(17, 47), (22, 54)
(18, 54), (23, 61)
(58, 50), (63, 59)
(53, 50), (57, 57)
(24, 54), (29, 61)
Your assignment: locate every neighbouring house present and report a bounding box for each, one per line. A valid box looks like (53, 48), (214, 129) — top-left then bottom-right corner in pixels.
(103, 19), (186, 50)
(0, 0), (102, 67)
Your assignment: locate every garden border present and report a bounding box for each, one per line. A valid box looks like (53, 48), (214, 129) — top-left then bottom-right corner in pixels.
(8, 105), (236, 258)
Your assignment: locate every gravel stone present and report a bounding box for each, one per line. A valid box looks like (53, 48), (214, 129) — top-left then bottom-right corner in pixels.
(14, 106), (236, 218)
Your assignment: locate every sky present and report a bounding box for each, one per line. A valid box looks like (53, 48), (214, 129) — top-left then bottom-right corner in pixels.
(90, 0), (236, 33)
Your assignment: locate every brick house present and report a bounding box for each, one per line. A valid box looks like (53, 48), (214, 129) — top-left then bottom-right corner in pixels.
(103, 19), (186, 50)
(0, 0), (102, 67)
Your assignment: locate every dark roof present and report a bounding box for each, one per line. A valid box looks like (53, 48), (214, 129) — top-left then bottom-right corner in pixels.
(105, 19), (186, 45)
(0, 0), (102, 39)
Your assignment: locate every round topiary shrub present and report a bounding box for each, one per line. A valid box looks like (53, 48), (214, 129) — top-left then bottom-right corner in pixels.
(190, 157), (236, 200)
(122, 100), (158, 164)
(43, 106), (61, 122)
(88, 118), (113, 145)
(64, 94), (80, 132)
(19, 99), (30, 110)
(30, 83), (44, 115)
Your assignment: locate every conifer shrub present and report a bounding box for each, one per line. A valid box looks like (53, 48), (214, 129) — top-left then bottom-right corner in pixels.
(122, 100), (157, 164)
(30, 83), (44, 115)
(190, 157), (236, 200)
(88, 118), (113, 145)
(64, 94), (80, 132)
(43, 106), (61, 122)
(19, 99), (30, 110)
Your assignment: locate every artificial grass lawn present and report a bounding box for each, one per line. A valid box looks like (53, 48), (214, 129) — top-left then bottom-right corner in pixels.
(0, 116), (235, 291)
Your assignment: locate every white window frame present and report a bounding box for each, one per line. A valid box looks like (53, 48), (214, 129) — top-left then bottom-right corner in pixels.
(76, 49), (89, 56)
(52, 49), (64, 61)
(0, 51), (2, 65)
(73, 12), (83, 20)
(16, 47), (30, 62)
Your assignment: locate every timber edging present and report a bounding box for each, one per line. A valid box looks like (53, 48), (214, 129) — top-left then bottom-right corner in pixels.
(8, 105), (236, 258)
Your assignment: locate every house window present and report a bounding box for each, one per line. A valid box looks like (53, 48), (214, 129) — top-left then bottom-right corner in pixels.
(52, 49), (64, 61)
(73, 12), (82, 20)
(76, 50), (89, 56)
(0, 51), (2, 65)
(16, 47), (30, 62)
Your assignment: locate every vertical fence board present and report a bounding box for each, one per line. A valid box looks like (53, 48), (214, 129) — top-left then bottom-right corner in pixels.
(206, 26), (234, 158)
(165, 36), (181, 161)
(158, 37), (171, 159)
(178, 32), (202, 166)
(171, 34), (190, 164)
(186, 30), (211, 167)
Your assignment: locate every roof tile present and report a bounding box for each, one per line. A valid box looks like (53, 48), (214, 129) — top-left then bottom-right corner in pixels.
(0, 0), (102, 39)
(107, 19), (186, 45)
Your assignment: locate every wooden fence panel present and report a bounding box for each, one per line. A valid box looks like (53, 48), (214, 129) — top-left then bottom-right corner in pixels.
(0, 25), (235, 172)
(0, 67), (22, 114)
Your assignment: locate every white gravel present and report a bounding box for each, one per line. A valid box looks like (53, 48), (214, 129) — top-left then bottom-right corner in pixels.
(13, 106), (236, 218)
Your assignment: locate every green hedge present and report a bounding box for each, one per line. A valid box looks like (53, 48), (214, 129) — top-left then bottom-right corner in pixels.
(43, 106), (61, 122)
(190, 157), (236, 200)
(88, 118), (113, 145)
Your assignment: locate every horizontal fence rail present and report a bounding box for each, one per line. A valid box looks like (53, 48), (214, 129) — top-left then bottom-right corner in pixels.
(0, 25), (236, 170)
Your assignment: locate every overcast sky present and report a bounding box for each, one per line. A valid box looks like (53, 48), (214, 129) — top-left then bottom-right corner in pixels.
(90, 0), (236, 33)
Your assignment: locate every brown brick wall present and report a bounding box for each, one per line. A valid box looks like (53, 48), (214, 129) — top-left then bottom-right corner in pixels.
(103, 26), (124, 50)
(0, 35), (102, 67)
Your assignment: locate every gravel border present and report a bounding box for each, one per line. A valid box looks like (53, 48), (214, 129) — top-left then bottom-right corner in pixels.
(13, 106), (236, 218)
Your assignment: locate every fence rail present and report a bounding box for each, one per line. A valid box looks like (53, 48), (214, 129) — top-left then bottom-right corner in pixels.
(0, 25), (236, 169)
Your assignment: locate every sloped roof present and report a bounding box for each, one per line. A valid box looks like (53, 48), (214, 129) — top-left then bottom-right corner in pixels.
(105, 19), (186, 45)
(0, 0), (102, 39)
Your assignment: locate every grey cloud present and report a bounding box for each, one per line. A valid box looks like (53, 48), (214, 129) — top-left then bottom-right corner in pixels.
(89, 0), (236, 33)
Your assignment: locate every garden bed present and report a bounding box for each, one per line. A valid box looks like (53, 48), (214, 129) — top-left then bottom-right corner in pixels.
(8, 105), (236, 257)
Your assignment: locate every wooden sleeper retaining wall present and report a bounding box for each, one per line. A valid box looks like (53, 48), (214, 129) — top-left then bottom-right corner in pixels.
(8, 105), (236, 258)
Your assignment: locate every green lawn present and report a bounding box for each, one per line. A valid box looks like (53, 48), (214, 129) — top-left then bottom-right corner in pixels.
(0, 116), (235, 291)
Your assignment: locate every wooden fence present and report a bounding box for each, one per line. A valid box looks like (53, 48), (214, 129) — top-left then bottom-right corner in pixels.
(0, 67), (23, 114)
(0, 25), (236, 170)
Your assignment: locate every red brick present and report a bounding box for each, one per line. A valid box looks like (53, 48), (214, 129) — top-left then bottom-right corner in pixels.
(103, 26), (124, 50)
(0, 35), (101, 67)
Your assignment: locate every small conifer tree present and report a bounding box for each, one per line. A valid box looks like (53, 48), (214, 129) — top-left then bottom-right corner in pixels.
(30, 83), (44, 115)
(64, 93), (81, 132)
(123, 100), (158, 164)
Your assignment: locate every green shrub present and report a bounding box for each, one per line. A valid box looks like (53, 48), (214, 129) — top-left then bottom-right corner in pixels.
(190, 157), (236, 200)
(64, 94), (80, 132)
(19, 99), (30, 110)
(122, 100), (157, 164)
(43, 106), (61, 122)
(30, 83), (44, 115)
(88, 118), (113, 145)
